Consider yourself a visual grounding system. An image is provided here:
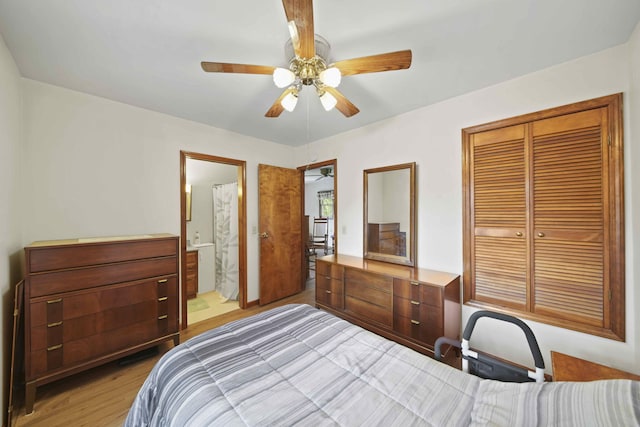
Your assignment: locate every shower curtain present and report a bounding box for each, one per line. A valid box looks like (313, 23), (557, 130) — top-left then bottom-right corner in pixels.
(213, 182), (239, 301)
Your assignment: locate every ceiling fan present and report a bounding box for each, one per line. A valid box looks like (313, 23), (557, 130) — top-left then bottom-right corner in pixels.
(307, 167), (334, 181)
(201, 0), (412, 118)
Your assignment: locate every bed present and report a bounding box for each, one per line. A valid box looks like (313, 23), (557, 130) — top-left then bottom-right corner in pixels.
(126, 304), (639, 426)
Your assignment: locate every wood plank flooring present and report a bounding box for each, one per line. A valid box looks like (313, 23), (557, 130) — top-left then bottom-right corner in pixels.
(12, 286), (315, 427)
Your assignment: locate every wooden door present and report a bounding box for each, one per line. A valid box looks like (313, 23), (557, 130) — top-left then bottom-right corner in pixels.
(531, 108), (608, 326)
(259, 164), (303, 305)
(468, 124), (528, 310)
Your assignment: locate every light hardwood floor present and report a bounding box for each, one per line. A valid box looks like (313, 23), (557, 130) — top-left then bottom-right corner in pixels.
(12, 285), (315, 427)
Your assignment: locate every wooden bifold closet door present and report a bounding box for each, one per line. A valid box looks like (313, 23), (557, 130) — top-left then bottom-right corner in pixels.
(463, 93), (624, 341)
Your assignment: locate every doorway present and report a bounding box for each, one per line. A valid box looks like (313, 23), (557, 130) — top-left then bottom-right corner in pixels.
(298, 159), (338, 283)
(180, 151), (247, 329)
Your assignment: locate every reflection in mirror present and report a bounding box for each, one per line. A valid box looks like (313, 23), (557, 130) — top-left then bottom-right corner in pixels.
(364, 162), (416, 266)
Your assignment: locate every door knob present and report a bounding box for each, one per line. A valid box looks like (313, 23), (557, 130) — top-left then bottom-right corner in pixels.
(260, 232), (269, 239)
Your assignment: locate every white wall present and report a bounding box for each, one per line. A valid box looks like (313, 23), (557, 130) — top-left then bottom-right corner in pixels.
(21, 80), (295, 302)
(0, 32), (23, 421)
(628, 21), (640, 370)
(187, 184), (215, 245)
(295, 42), (639, 375)
(185, 158), (238, 245)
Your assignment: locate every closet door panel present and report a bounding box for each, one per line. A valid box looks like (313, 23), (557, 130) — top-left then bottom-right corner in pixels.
(531, 108), (608, 325)
(470, 124), (527, 309)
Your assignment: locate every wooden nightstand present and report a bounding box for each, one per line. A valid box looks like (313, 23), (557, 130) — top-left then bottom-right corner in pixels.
(551, 351), (640, 382)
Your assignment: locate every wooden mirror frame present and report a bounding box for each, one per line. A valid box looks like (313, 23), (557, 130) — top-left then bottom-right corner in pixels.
(363, 162), (416, 267)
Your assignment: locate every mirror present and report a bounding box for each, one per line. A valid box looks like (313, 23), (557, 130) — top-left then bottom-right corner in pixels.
(363, 162), (416, 266)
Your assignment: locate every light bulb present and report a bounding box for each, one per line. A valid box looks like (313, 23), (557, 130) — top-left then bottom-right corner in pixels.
(319, 67), (341, 87)
(319, 91), (337, 111)
(273, 68), (296, 88)
(281, 91), (298, 112)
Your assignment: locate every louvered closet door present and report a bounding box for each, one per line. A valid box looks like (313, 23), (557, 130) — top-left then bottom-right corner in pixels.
(531, 108), (609, 327)
(471, 124), (527, 310)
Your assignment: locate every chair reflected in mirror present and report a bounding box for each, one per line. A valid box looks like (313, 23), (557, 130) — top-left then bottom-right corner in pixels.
(311, 217), (329, 255)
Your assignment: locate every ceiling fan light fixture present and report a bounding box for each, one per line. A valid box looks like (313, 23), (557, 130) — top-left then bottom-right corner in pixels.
(281, 90), (298, 112)
(319, 67), (341, 87)
(319, 91), (337, 111)
(273, 67), (296, 88)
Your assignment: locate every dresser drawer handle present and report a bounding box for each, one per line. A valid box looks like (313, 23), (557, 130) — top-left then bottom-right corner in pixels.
(410, 281), (419, 287)
(325, 290), (331, 294)
(47, 321), (63, 328)
(158, 296), (168, 302)
(47, 298), (62, 304)
(157, 279), (168, 284)
(410, 320), (420, 325)
(158, 315), (168, 320)
(47, 344), (63, 351)
(410, 300), (420, 305)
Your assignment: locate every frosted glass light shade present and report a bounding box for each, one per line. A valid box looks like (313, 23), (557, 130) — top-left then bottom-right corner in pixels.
(319, 67), (341, 87)
(273, 68), (296, 88)
(319, 91), (337, 111)
(281, 92), (298, 112)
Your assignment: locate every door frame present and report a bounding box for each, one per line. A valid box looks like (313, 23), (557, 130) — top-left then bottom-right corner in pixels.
(298, 159), (338, 259)
(180, 151), (247, 329)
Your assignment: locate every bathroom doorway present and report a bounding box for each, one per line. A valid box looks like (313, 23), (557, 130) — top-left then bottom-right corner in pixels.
(180, 151), (247, 328)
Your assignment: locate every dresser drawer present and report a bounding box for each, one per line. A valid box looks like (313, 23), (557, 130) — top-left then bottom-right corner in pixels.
(316, 273), (343, 309)
(394, 306), (443, 346)
(316, 287), (344, 309)
(393, 278), (420, 299)
(393, 296), (421, 319)
(345, 296), (392, 327)
(345, 268), (392, 293)
(28, 238), (178, 273)
(186, 251), (197, 268)
(346, 280), (391, 309)
(316, 260), (344, 279)
(378, 223), (400, 232)
(29, 276), (177, 377)
(420, 286), (442, 307)
(29, 257), (177, 297)
(393, 278), (443, 307)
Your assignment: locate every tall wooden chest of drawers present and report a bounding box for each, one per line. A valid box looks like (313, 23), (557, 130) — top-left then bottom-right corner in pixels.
(23, 234), (180, 414)
(316, 254), (460, 357)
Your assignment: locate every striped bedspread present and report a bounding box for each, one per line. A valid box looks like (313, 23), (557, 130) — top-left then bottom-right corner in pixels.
(125, 304), (639, 426)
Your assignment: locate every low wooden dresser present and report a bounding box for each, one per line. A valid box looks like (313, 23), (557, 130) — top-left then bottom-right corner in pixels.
(551, 351), (640, 381)
(316, 254), (460, 357)
(23, 234), (180, 414)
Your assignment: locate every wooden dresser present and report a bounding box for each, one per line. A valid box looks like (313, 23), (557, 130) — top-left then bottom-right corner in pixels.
(551, 351), (640, 381)
(316, 254), (460, 356)
(23, 234), (180, 414)
(186, 250), (198, 299)
(367, 223), (406, 256)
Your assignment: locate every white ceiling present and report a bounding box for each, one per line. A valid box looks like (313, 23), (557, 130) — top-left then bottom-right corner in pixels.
(1, 1), (639, 147)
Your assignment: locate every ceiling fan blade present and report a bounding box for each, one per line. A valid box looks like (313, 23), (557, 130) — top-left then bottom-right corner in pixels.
(201, 62), (276, 75)
(282, 0), (315, 59)
(324, 87), (360, 118)
(332, 50), (412, 76)
(265, 88), (295, 118)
